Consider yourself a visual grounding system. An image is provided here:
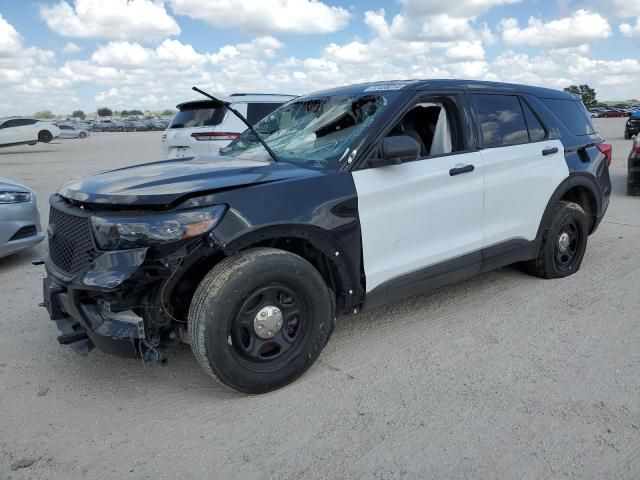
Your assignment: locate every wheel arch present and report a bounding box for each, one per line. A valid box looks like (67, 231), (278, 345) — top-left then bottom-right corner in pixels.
(222, 225), (363, 314)
(536, 173), (602, 242)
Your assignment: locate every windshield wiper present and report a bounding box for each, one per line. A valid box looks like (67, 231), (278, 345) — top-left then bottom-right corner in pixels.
(192, 86), (279, 163)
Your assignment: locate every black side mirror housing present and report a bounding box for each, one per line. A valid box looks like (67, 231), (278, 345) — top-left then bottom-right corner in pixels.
(369, 135), (421, 168)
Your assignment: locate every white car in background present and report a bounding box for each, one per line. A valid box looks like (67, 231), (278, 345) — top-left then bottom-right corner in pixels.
(58, 124), (90, 139)
(0, 118), (60, 147)
(162, 93), (296, 158)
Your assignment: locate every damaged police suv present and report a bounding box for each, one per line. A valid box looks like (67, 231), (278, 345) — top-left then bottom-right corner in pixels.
(43, 80), (611, 393)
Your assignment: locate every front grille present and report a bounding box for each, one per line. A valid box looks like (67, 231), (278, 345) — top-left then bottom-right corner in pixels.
(48, 205), (99, 275)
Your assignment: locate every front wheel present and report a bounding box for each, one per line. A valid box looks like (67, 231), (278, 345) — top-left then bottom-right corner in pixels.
(625, 130), (631, 140)
(524, 201), (589, 278)
(188, 248), (335, 394)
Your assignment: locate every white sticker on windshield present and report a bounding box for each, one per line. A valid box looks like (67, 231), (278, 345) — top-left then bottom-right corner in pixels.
(364, 83), (410, 92)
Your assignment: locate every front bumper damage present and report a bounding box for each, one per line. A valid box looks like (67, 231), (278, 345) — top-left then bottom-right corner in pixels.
(42, 240), (212, 361)
(43, 248), (149, 357)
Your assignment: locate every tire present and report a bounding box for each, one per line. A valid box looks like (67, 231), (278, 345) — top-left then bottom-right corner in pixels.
(188, 247), (335, 394)
(38, 130), (53, 143)
(524, 201), (589, 279)
(78, 131), (87, 138)
(625, 130), (631, 140)
(628, 183), (640, 196)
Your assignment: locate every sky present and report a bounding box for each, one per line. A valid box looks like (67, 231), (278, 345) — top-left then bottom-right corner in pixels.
(0, 0), (639, 116)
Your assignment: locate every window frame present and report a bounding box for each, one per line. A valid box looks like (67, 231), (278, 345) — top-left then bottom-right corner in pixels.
(519, 96), (548, 143)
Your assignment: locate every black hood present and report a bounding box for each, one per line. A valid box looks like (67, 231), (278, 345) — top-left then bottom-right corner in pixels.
(58, 155), (319, 206)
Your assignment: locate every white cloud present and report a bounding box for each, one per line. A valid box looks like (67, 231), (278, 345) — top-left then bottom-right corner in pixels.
(168, 0), (350, 34)
(399, 0), (520, 17)
(445, 40), (485, 60)
(364, 9), (477, 41)
(62, 42), (81, 53)
(91, 41), (152, 68)
(40, 0), (180, 41)
(0, 14), (21, 56)
(620, 18), (640, 37)
(501, 10), (611, 47)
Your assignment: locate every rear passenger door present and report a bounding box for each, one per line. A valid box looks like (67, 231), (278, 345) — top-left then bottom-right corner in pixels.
(471, 93), (568, 247)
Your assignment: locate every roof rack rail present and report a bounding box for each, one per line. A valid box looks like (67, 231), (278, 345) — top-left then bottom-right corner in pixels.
(229, 93), (296, 97)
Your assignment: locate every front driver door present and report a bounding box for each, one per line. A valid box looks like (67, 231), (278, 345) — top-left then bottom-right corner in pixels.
(352, 94), (485, 297)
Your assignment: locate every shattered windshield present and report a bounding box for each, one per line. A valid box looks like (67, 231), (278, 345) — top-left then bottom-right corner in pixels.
(220, 93), (395, 170)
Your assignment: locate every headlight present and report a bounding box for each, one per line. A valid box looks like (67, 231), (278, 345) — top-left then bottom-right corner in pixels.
(0, 191), (31, 204)
(91, 205), (226, 250)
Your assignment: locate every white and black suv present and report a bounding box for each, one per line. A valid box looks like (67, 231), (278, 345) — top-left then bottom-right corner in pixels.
(162, 93), (296, 158)
(43, 80), (611, 393)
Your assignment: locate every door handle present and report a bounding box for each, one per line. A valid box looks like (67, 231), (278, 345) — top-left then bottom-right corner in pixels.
(542, 147), (559, 156)
(449, 164), (475, 176)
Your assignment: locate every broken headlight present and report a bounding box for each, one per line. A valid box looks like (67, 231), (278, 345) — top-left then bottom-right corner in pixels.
(91, 205), (226, 250)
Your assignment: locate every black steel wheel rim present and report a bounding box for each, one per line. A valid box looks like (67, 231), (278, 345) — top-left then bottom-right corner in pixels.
(554, 219), (581, 270)
(229, 283), (308, 371)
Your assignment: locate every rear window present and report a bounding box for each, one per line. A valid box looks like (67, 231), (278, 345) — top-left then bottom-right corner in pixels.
(541, 98), (595, 136)
(170, 103), (226, 129)
(246, 102), (282, 124)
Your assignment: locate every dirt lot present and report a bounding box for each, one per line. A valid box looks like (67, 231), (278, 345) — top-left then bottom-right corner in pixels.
(1, 121), (639, 480)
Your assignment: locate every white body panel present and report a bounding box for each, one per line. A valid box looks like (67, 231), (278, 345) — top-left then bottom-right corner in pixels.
(0, 123), (37, 146)
(480, 139), (568, 246)
(353, 151), (485, 292)
(163, 104), (247, 159)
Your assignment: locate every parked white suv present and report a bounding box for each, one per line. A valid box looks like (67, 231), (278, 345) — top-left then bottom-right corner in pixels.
(162, 93), (296, 158)
(0, 118), (60, 147)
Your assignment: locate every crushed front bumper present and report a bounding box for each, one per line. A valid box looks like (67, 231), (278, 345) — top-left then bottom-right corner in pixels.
(43, 248), (149, 358)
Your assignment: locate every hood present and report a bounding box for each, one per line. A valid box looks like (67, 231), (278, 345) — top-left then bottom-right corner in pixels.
(58, 155), (319, 207)
(0, 177), (31, 193)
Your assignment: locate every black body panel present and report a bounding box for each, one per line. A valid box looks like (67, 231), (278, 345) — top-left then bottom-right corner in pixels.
(628, 149), (640, 190)
(58, 156), (319, 207)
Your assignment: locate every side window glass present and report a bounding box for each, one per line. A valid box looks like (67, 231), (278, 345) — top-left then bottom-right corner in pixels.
(472, 94), (528, 148)
(521, 100), (546, 142)
(3, 119), (19, 128)
(247, 103), (282, 124)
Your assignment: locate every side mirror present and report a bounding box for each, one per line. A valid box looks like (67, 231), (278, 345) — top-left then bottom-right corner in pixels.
(368, 135), (421, 168)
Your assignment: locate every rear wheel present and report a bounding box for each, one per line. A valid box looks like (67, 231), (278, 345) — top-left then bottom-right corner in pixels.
(524, 201), (589, 279)
(78, 131), (87, 138)
(188, 248), (334, 394)
(38, 130), (53, 143)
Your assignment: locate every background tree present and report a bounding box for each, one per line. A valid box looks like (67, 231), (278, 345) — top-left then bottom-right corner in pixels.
(34, 110), (54, 119)
(71, 110), (85, 120)
(161, 109), (176, 116)
(97, 107), (113, 117)
(564, 84), (597, 107)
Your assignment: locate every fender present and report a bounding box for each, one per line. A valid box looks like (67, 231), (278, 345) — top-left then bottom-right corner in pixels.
(221, 223), (363, 311)
(534, 172), (603, 246)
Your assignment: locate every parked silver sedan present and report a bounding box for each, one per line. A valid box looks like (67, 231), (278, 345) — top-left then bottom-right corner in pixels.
(58, 124), (89, 139)
(0, 178), (45, 258)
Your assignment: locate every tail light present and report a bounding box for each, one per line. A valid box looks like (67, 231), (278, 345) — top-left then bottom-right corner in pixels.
(191, 132), (240, 141)
(597, 142), (612, 166)
(634, 139), (640, 154)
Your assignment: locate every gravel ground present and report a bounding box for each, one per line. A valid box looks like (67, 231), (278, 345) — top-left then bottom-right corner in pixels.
(0, 121), (639, 480)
